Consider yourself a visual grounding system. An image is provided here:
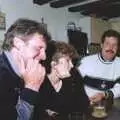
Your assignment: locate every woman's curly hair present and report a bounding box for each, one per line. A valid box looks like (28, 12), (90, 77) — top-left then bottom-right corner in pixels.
(44, 40), (79, 73)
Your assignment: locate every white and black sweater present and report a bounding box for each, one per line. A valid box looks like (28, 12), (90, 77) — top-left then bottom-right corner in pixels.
(78, 53), (120, 98)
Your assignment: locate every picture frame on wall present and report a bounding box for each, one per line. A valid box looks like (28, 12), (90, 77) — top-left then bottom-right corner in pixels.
(0, 13), (6, 30)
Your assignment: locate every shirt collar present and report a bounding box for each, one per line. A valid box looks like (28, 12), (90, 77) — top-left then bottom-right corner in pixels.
(4, 51), (21, 77)
(98, 52), (115, 64)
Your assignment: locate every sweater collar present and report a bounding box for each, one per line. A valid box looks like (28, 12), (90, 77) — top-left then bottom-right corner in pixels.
(98, 52), (115, 64)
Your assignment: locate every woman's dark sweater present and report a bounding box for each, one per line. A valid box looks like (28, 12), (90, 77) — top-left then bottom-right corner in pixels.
(33, 68), (89, 120)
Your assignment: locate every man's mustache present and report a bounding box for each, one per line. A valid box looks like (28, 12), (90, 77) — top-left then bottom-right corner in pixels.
(106, 50), (114, 53)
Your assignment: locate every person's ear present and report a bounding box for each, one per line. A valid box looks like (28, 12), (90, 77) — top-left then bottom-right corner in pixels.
(51, 61), (57, 68)
(101, 43), (103, 49)
(13, 37), (25, 50)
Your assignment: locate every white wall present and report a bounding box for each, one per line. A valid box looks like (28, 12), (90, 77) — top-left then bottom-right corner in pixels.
(0, 0), (88, 42)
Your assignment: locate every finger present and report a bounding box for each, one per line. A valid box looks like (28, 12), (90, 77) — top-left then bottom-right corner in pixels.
(26, 59), (34, 71)
(38, 65), (45, 76)
(90, 101), (95, 105)
(38, 65), (46, 80)
(16, 54), (26, 75)
(89, 96), (96, 101)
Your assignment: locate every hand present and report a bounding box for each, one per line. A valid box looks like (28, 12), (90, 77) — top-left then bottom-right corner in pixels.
(16, 55), (45, 92)
(90, 92), (105, 104)
(24, 59), (45, 92)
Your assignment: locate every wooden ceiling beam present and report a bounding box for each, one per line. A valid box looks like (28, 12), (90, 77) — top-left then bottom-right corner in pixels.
(33, 0), (53, 5)
(50, 0), (86, 8)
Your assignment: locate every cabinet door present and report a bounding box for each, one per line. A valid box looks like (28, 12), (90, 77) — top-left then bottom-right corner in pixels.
(91, 17), (111, 43)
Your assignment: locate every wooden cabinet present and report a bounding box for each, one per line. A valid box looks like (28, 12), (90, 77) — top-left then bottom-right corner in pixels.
(111, 21), (120, 32)
(91, 17), (111, 43)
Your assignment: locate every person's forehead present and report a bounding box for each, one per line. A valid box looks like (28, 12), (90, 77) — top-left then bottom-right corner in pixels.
(58, 55), (70, 61)
(28, 33), (46, 46)
(104, 36), (118, 42)
(29, 33), (45, 41)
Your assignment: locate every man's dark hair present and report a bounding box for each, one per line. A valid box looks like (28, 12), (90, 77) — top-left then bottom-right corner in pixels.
(2, 18), (51, 50)
(101, 29), (120, 46)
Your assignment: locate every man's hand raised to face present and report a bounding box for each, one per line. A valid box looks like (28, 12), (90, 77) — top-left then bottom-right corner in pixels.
(16, 54), (45, 92)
